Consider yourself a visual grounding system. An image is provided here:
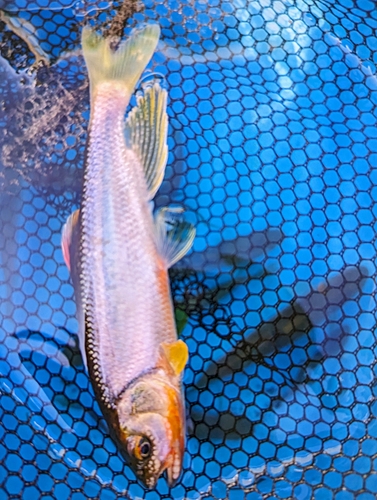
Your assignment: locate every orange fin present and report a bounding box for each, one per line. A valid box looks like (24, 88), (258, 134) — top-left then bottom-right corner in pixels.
(161, 340), (188, 376)
(61, 209), (80, 272)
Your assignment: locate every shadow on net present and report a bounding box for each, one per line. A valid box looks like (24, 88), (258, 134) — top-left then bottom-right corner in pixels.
(11, 326), (109, 437)
(177, 259), (371, 446)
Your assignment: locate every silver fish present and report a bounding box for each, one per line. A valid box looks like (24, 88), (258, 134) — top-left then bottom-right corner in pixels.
(61, 24), (195, 488)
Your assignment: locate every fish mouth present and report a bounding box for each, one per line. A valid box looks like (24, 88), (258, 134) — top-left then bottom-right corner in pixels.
(166, 463), (181, 487)
(166, 465), (175, 487)
(136, 460), (180, 489)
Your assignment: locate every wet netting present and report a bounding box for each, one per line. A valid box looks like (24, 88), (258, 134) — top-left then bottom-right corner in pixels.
(0, 0), (377, 498)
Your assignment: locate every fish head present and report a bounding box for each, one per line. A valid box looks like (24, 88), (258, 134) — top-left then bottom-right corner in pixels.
(116, 373), (186, 488)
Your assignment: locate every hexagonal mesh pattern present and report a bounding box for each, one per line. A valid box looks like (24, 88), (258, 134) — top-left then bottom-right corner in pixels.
(1, 0), (377, 498)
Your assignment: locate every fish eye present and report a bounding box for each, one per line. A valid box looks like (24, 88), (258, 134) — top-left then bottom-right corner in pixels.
(138, 437), (151, 459)
(128, 436), (152, 461)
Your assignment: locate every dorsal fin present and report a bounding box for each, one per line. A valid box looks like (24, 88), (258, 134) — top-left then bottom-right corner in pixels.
(61, 210), (87, 370)
(125, 82), (168, 199)
(61, 209), (80, 272)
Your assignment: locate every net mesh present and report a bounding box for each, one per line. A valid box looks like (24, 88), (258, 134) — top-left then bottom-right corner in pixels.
(1, 0), (377, 498)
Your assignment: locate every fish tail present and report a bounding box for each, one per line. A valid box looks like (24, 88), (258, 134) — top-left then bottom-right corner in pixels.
(82, 24), (160, 96)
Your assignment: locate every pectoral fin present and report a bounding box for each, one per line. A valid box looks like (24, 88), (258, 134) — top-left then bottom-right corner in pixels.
(160, 340), (188, 376)
(125, 82), (168, 199)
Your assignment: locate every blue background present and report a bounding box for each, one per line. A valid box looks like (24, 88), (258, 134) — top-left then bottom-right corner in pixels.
(0, 0), (377, 498)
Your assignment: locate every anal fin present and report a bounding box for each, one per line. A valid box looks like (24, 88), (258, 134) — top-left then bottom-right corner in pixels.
(125, 82), (168, 199)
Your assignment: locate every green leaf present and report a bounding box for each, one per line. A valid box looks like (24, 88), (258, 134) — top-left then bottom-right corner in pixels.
(175, 308), (188, 337)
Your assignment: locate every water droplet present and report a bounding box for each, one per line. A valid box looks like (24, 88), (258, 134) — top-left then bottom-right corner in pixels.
(139, 71), (167, 90)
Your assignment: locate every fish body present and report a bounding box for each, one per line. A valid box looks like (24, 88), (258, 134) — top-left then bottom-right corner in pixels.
(62, 25), (195, 488)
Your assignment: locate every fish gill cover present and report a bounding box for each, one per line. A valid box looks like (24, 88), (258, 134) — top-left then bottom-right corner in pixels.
(0, 0), (377, 498)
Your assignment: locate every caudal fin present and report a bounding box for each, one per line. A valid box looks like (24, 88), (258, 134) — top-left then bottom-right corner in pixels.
(82, 24), (160, 96)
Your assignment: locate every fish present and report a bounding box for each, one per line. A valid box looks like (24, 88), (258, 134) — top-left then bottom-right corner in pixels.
(61, 24), (195, 488)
